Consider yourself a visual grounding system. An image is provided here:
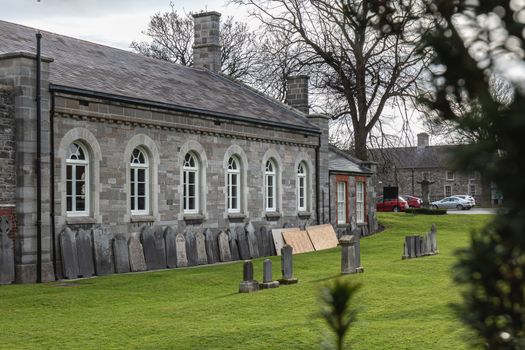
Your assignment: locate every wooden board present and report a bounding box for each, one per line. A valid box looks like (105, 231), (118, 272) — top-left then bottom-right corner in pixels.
(282, 229), (315, 254)
(306, 224), (339, 251)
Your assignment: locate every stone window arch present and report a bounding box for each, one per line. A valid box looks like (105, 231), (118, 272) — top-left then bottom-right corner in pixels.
(223, 144), (249, 217)
(297, 161), (308, 212)
(294, 152), (314, 215)
(178, 140), (208, 219)
(227, 156), (241, 213)
(183, 152), (200, 214)
(261, 149), (283, 215)
(129, 147), (149, 215)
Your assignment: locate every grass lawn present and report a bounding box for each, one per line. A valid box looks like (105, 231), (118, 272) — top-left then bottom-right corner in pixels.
(0, 213), (491, 349)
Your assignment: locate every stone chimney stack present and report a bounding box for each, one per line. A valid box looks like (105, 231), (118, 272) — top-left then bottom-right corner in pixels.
(417, 133), (429, 148)
(192, 11), (222, 72)
(286, 75), (309, 114)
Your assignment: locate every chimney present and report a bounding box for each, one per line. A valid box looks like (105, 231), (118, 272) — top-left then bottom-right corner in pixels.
(417, 133), (429, 148)
(286, 75), (309, 114)
(192, 11), (222, 72)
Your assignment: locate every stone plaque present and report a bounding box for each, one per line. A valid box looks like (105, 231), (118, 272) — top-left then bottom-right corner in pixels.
(236, 226), (250, 260)
(217, 230), (232, 262)
(245, 222), (259, 259)
(0, 217), (15, 284)
(76, 229), (95, 277)
(228, 229), (240, 261)
(113, 234), (130, 273)
(154, 226), (167, 269)
(184, 229), (198, 267)
(175, 233), (188, 267)
(306, 224), (339, 251)
(60, 227), (79, 279)
(164, 227), (177, 268)
(204, 228), (219, 264)
(92, 227), (113, 276)
(128, 237), (147, 272)
(141, 226), (157, 270)
(195, 230), (208, 265)
(282, 229), (314, 254)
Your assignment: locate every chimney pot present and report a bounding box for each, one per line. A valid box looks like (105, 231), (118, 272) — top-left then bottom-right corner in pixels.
(417, 133), (429, 147)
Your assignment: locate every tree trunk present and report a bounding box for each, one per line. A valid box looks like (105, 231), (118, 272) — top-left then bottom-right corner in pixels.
(354, 128), (368, 161)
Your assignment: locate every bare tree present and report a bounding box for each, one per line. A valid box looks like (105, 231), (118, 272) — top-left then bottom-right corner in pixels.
(231, 0), (431, 160)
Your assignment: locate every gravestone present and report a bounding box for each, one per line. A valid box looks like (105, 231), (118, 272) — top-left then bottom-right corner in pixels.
(228, 229), (240, 261)
(141, 226), (158, 270)
(184, 228), (198, 266)
(128, 237), (147, 272)
(92, 227), (113, 276)
(175, 232), (188, 267)
(195, 230), (208, 265)
(279, 245), (298, 284)
(76, 229), (95, 277)
(113, 234), (130, 273)
(339, 235), (363, 274)
(429, 224), (438, 253)
(236, 226), (251, 260)
(0, 217), (15, 284)
(239, 260), (259, 293)
(60, 227), (79, 279)
(204, 228), (219, 264)
(255, 225), (265, 257)
(218, 230), (232, 262)
(402, 224), (439, 259)
(259, 259), (279, 289)
(164, 227), (177, 268)
(245, 222), (259, 259)
(259, 226), (272, 257)
(153, 226), (167, 269)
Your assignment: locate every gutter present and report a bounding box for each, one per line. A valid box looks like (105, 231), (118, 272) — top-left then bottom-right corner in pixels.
(35, 32), (42, 283)
(48, 84), (322, 136)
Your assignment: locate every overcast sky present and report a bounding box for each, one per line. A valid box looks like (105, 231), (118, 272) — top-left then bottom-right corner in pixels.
(1, 0), (249, 49)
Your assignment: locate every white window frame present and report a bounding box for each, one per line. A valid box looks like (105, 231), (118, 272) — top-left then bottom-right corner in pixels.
(356, 181), (365, 223)
(444, 184), (452, 197)
(130, 148), (149, 216)
(469, 181), (477, 196)
(227, 156), (241, 213)
(337, 181), (347, 224)
(265, 159), (277, 212)
(183, 153), (199, 214)
(446, 171), (455, 181)
(297, 162), (307, 211)
(66, 142), (89, 216)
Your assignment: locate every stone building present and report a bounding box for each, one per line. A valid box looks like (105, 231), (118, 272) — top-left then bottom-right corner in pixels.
(369, 133), (489, 205)
(0, 13), (375, 283)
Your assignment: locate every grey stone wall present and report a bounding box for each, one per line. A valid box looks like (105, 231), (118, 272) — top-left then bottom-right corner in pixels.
(0, 85), (15, 205)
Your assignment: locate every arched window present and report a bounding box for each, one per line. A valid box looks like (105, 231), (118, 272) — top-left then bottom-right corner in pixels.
(66, 142), (89, 215)
(130, 148), (149, 215)
(183, 153), (199, 214)
(297, 162), (307, 211)
(227, 156), (241, 213)
(265, 159), (277, 211)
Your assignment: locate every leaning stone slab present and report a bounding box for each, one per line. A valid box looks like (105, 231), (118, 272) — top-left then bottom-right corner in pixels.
(236, 226), (251, 260)
(141, 226), (158, 270)
(228, 229), (240, 261)
(92, 227), (113, 276)
(204, 228), (219, 264)
(218, 230), (232, 262)
(175, 232), (188, 267)
(259, 226), (271, 257)
(245, 222), (259, 259)
(195, 230), (208, 265)
(113, 234), (130, 273)
(184, 229), (198, 267)
(76, 229), (95, 277)
(0, 217), (15, 284)
(154, 226), (167, 269)
(164, 227), (177, 268)
(60, 227), (79, 279)
(128, 237), (147, 272)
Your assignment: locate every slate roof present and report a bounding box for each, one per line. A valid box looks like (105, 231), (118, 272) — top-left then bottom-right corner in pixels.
(329, 146), (373, 175)
(368, 145), (457, 169)
(0, 20), (319, 133)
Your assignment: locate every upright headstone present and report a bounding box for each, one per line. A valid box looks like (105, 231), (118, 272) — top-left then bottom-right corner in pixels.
(175, 232), (188, 267)
(259, 226), (272, 257)
(184, 228), (198, 266)
(204, 228), (219, 264)
(218, 230), (232, 262)
(339, 235), (359, 274)
(164, 227), (177, 268)
(430, 224), (438, 253)
(92, 227), (113, 276)
(228, 229), (240, 261)
(255, 224), (265, 257)
(245, 222), (260, 259)
(195, 230), (208, 265)
(279, 245), (298, 284)
(141, 226), (158, 270)
(236, 226), (251, 260)
(76, 229), (95, 277)
(0, 217), (15, 284)
(113, 234), (130, 273)
(128, 237), (147, 272)
(239, 260), (259, 293)
(60, 227), (79, 279)
(153, 226), (167, 268)
(259, 259), (279, 289)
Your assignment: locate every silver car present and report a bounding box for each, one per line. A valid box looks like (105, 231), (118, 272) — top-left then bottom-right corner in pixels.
(453, 195), (476, 207)
(431, 196), (472, 210)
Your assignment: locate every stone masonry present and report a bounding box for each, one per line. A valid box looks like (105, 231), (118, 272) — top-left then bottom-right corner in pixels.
(192, 12), (221, 73)
(0, 84), (16, 240)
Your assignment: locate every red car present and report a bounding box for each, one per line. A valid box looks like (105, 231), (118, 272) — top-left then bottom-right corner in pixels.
(376, 195), (409, 212)
(401, 195), (422, 208)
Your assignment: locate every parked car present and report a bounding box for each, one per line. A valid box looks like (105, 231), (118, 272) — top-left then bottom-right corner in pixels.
(376, 195), (409, 212)
(401, 195), (422, 208)
(431, 196), (473, 210)
(453, 195), (476, 207)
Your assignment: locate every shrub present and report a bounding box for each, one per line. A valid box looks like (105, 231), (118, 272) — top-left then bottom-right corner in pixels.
(405, 208), (447, 215)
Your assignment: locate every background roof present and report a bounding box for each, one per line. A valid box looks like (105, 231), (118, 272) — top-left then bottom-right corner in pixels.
(329, 146), (373, 175)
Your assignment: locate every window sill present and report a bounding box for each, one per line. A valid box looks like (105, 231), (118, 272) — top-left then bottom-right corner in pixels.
(297, 211), (311, 219)
(227, 213), (246, 220)
(66, 216), (96, 225)
(265, 211), (282, 220)
(183, 214), (205, 222)
(131, 215), (156, 223)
